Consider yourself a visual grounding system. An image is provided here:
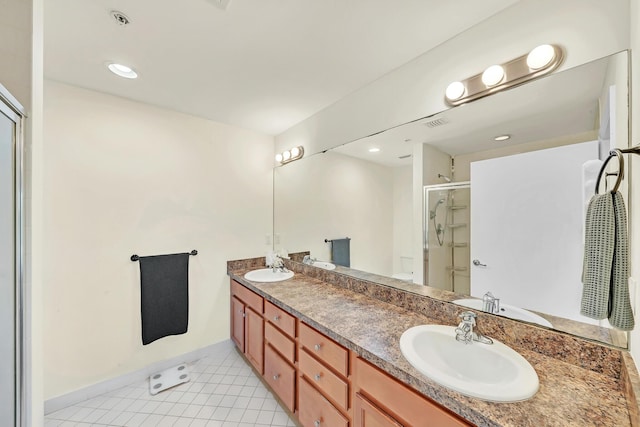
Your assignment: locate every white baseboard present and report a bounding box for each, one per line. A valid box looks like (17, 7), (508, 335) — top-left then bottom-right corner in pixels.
(45, 339), (234, 414)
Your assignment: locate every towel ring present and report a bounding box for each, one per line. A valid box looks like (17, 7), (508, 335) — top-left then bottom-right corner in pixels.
(595, 149), (624, 194)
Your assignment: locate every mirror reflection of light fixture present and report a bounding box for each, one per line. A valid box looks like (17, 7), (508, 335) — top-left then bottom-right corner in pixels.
(107, 62), (138, 79)
(444, 44), (563, 106)
(276, 145), (305, 165)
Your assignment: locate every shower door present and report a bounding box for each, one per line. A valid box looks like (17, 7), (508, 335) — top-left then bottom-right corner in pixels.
(423, 182), (471, 293)
(0, 86), (24, 427)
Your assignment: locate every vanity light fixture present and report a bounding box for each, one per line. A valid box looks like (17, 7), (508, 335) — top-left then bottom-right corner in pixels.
(526, 44), (556, 70)
(444, 44), (563, 106)
(107, 63), (138, 79)
(481, 65), (505, 87)
(445, 81), (466, 101)
(494, 134), (511, 141)
(276, 145), (304, 165)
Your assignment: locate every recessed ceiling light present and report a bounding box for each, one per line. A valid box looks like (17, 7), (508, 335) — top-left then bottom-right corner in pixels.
(369, 148), (380, 153)
(494, 134), (511, 141)
(107, 63), (138, 79)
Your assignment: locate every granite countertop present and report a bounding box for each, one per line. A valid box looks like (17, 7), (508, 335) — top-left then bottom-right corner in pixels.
(228, 267), (632, 427)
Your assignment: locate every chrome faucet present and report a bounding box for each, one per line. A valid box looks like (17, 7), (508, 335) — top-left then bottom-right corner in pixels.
(270, 255), (288, 273)
(302, 255), (316, 265)
(455, 311), (493, 345)
(482, 292), (500, 314)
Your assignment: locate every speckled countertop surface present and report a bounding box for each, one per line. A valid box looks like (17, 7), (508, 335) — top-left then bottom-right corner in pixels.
(228, 267), (632, 427)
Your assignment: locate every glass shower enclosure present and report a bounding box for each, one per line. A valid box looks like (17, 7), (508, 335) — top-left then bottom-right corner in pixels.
(423, 182), (471, 294)
(0, 83), (25, 427)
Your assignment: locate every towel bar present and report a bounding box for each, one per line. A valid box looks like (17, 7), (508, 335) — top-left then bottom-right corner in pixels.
(324, 237), (350, 243)
(131, 250), (198, 262)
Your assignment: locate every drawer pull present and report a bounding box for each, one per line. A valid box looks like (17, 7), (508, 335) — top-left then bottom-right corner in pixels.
(314, 343), (322, 351)
(314, 420), (321, 427)
(273, 315), (281, 321)
(273, 374), (280, 380)
(314, 373), (322, 381)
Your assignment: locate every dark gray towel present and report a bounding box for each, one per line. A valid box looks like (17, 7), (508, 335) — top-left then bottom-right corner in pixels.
(139, 253), (190, 345)
(331, 238), (350, 267)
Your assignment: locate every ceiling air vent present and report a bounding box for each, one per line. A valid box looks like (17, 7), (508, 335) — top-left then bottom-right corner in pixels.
(423, 117), (450, 128)
(110, 11), (131, 26)
(208, 0), (233, 10)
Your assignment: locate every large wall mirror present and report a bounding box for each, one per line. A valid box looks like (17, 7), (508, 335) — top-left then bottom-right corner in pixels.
(274, 50), (630, 348)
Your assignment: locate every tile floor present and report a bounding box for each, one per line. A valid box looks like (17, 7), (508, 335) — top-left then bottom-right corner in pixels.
(45, 342), (297, 427)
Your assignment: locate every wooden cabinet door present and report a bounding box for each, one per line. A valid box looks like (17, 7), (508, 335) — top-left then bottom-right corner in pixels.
(264, 345), (296, 412)
(354, 393), (402, 427)
(231, 296), (245, 352)
(245, 306), (264, 374)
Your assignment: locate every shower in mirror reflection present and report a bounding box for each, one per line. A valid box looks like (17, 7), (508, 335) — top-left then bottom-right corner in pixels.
(424, 182), (471, 294)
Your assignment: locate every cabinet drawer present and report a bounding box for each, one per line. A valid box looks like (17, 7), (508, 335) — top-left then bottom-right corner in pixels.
(299, 377), (349, 427)
(265, 300), (296, 338)
(354, 393), (402, 427)
(265, 322), (295, 364)
(231, 280), (263, 314)
(264, 345), (295, 412)
(299, 323), (348, 377)
(355, 358), (471, 427)
(299, 349), (348, 411)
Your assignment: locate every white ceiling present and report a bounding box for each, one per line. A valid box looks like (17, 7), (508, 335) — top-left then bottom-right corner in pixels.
(333, 55), (609, 167)
(44, 0), (518, 135)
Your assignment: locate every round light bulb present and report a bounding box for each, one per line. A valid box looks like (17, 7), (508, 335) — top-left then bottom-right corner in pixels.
(282, 150), (291, 161)
(107, 63), (138, 79)
(290, 146), (300, 157)
(445, 81), (466, 101)
(527, 44), (556, 70)
(275, 153), (283, 162)
(481, 65), (505, 87)
(368, 148), (380, 153)
(494, 134), (511, 141)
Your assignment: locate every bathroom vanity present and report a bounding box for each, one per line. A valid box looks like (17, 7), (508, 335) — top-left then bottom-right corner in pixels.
(228, 257), (640, 426)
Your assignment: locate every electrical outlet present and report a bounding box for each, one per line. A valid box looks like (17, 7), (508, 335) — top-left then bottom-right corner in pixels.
(274, 234), (281, 245)
(265, 234), (272, 245)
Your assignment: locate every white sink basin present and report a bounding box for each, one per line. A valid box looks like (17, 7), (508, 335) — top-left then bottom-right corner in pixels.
(244, 268), (294, 283)
(400, 325), (539, 402)
(311, 261), (336, 270)
(453, 299), (553, 328)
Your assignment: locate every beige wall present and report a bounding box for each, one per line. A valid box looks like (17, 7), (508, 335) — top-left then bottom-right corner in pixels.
(0, 0), (33, 108)
(275, 0), (630, 157)
(42, 81), (274, 399)
(628, 0), (640, 368)
(392, 166), (413, 276)
(274, 152), (394, 276)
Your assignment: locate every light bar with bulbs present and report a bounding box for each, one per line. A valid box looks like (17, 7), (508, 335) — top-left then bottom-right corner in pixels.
(444, 44), (563, 106)
(275, 146), (304, 165)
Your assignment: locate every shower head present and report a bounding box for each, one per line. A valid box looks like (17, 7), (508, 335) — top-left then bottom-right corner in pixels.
(429, 198), (446, 219)
(438, 173), (452, 183)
